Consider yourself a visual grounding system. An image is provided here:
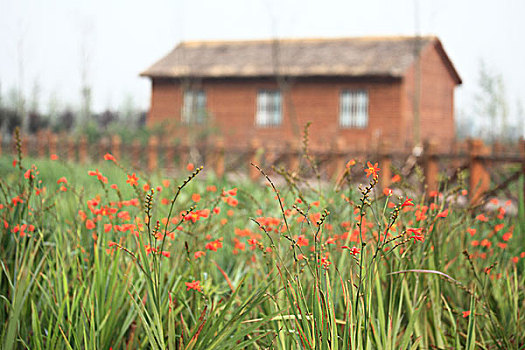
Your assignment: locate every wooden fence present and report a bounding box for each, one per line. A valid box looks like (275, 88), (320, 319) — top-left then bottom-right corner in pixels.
(1, 131), (524, 204)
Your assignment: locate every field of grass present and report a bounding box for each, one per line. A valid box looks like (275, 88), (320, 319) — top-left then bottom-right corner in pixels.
(1, 136), (524, 349)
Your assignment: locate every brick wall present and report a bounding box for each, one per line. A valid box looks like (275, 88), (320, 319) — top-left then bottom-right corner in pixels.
(402, 41), (458, 151)
(147, 43), (458, 152)
(148, 77), (405, 151)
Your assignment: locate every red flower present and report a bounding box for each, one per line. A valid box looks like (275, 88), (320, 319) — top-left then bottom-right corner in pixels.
(50, 154), (59, 160)
(104, 153), (116, 162)
(88, 169), (108, 183)
(401, 198), (414, 208)
(295, 235), (309, 247)
(476, 214), (488, 222)
(185, 280), (202, 292)
(342, 245), (361, 255)
(467, 228), (476, 236)
(346, 159), (356, 168)
(205, 238), (223, 251)
(437, 209), (448, 218)
(86, 219), (96, 230)
(57, 177), (68, 184)
(364, 161), (380, 179)
(186, 163), (194, 171)
(126, 173), (139, 187)
(194, 251), (206, 259)
(391, 174), (401, 183)
(407, 228), (424, 242)
(462, 311), (471, 318)
(502, 232), (512, 242)
(24, 169), (33, 179)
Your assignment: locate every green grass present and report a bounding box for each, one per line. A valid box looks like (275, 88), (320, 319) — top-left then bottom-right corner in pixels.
(0, 146), (524, 349)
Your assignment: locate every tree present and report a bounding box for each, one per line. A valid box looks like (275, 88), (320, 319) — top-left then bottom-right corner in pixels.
(474, 60), (509, 142)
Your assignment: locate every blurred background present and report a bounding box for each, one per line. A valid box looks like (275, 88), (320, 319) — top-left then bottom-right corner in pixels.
(0, 0), (523, 142)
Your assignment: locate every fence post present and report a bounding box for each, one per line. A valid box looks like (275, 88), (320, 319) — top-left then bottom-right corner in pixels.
(164, 139), (175, 173)
(111, 135), (121, 161)
(179, 137), (189, 170)
(328, 137), (346, 181)
(423, 140), (439, 194)
(147, 136), (158, 172)
(36, 131), (45, 158)
(379, 140), (392, 190)
(79, 136), (88, 164)
(21, 134), (29, 157)
(249, 139), (262, 181)
(287, 140), (301, 173)
(49, 133), (58, 159)
(131, 140), (141, 169)
(99, 137), (109, 161)
(468, 139), (490, 204)
(67, 136), (76, 162)
(213, 138), (225, 178)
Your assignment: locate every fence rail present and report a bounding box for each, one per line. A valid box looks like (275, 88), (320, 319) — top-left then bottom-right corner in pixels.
(1, 132), (524, 205)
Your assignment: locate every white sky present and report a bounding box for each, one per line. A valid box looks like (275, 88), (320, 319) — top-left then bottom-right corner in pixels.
(0, 0), (524, 132)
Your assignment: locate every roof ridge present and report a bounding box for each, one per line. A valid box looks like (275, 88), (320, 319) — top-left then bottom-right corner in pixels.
(179, 35), (437, 47)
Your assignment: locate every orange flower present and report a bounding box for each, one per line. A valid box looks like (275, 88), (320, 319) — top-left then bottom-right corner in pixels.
(480, 239), (491, 248)
(476, 214), (488, 222)
(364, 161), (380, 179)
(192, 193), (201, 202)
(342, 245), (360, 255)
(437, 209), (448, 218)
(467, 228), (476, 236)
(86, 219), (96, 230)
(186, 163), (195, 171)
(295, 235), (309, 247)
(391, 174), (401, 183)
(194, 251), (206, 259)
(205, 238), (223, 251)
(407, 228), (424, 242)
(493, 223), (504, 232)
(401, 198), (414, 208)
(50, 154), (59, 160)
(57, 177), (68, 184)
(126, 173), (138, 187)
(502, 232), (512, 241)
(346, 159), (356, 168)
(104, 153), (116, 162)
(185, 280), (202, 292)
(462, 311), (471, 318)
(88, 169), (108, 183)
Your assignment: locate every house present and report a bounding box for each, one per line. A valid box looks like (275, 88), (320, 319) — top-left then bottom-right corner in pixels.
(140, 36), (461, 152)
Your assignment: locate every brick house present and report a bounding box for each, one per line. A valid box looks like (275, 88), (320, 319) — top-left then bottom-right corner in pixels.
(140, 36), (461, 152)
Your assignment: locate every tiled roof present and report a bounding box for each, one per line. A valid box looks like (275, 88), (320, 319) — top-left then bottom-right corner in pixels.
(141, 36), (460, 83)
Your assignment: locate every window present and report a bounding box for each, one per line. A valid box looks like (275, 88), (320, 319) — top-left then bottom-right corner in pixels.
(339, 90), (368, 128)
(256, 90), (282, 127)
(182, 90), (207, 124)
